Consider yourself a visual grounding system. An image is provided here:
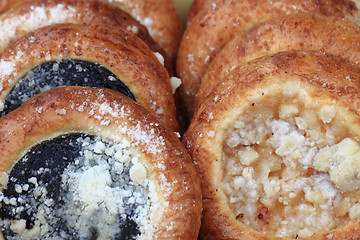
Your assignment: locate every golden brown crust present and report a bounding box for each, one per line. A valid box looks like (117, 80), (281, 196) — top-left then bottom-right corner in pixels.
(184, 50), (360, 239)
(195, 13), (360, 109)
(0, 0), (173, 73)
(0, 0), (183, 64)
(0, 23), (179, 131)
(176, 0), (360, 117)
(0, 0), (24, 13)
(107, 0), (183, 66)
(187, 0), (214, 24)
(0, 86), (202, 239)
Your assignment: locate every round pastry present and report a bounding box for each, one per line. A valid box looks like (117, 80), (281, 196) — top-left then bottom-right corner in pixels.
(195, 13), (360, 109)
(184, 50), (360, 239)
(0, 0), (172, 73)
(176, 0), (360, 117)
(0, 86), (202, 239)
(0, 23), (179, 131)
(0, 0), (182, 67)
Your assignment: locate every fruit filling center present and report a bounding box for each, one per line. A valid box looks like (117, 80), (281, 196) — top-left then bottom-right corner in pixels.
(222, 93), (360, 238)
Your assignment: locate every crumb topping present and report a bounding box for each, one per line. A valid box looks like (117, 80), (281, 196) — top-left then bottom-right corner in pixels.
(170, 77), (181, 94)
(153, 52), (164, 66)
(0, 134), (152, 239)
(222, 92), (360, 238)
(126, 25), (139, 34)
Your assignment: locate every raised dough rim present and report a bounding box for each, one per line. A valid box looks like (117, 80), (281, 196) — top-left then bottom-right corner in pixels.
(0, 86), (202, 239)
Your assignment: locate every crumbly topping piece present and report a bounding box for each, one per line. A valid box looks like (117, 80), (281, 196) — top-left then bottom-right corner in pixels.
(153, 52), (164, 66)
(1, 134), (152, 239)
(170, 77), (182, 94)
(314, 138), (360, 192)
(222, 93), (360, 238)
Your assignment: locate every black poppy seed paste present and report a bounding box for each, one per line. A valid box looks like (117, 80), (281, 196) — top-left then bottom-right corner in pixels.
(1, 59), (135, 116)
(0, 133), (150, 239)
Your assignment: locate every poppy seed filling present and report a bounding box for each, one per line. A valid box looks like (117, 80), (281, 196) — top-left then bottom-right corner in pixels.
(0, 133), (150, 239)
(1, 59), (135, 116)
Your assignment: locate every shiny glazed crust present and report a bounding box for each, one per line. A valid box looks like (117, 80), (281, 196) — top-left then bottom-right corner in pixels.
(183, 51), (360, 239)
(176, 0), (360, 117)
(195, 13), (360, 109)
(0, 23), (179, 131)
(0, 86), (202, 239)
(0, 0), (172, 73)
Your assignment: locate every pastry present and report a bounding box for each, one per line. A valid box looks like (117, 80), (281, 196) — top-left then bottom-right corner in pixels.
(0, 0), (182, 68)
(0, 23), (179, 131)
(0, 0), (172, 73)
(184, 50), (360, 239)
(195, 13), (360, 108)
(0, 86), (202, 239)
(176, 0), (360, 117)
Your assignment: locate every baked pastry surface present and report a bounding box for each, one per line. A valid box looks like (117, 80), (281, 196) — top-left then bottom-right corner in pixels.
(176, 0), (360, 116)
(106, 0), (183, 66)
(0, 23), (179, 131)
(184, 51), (360, 239)
(0, 0), (21, 12)
(0, 0), (182, 67)
(0, 86), (202, 239)
(195, 13), (360, 108)
(186, 0), (214, 24)
(0, 0), (173, 73)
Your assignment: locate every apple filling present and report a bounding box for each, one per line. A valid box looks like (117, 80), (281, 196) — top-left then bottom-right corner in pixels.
(222, 92), (360, 238)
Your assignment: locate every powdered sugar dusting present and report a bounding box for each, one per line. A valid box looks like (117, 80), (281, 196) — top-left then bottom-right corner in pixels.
(66, 88), (167, 155)
(128, 122), (166, 155)
(142, 17), (154, 35)
(113, 0), (155, 39)
(0, 4), (76, 90)
(0, 4), (76, 51)
(0, 59), (16, 80)
(0, 134), (153, 239)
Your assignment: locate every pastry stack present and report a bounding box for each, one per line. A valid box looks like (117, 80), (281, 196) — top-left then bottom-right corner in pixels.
(0, 0), (202, 239)
(178, 0), (360, 239)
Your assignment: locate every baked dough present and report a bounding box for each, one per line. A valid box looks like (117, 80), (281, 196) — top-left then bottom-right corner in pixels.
(184, 50), (360, 239)
(176, 0), (360, 117)
(0, 0), (182, 68)
(0, 23), (179, 131)
(186, 0), (214, 24)
(107, 0), (183, 66)
(0, 0), (172, 73)
(0, 86), (202, 239)
(0, 0), (19, 12)
(195, 13), (360, 108)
